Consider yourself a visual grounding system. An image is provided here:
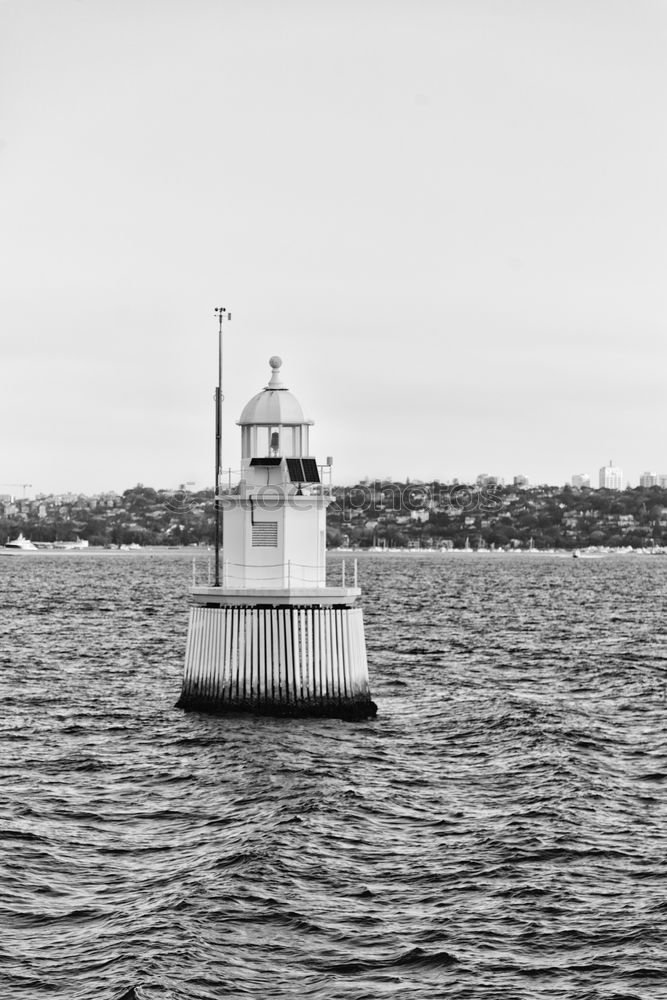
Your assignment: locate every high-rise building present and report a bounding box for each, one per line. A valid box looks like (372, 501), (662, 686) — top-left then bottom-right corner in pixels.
(513, 474), (529, 488)
(571, 473), (590, 489)
(599, 461), (623, 491)
(640, 471), (658, 488)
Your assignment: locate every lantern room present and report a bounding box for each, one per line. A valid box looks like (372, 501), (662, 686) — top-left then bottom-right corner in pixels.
(237, 356), (320, 495)
(238, 356), (313, 462)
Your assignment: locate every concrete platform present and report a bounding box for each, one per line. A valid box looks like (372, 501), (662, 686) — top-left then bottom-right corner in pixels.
(191, 585), (362, 608)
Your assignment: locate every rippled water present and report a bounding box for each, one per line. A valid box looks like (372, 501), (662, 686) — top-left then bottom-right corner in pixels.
(1, 550), (666, 999)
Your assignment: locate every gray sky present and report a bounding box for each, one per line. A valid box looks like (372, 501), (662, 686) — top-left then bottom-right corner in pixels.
(1, 0), (665, 495)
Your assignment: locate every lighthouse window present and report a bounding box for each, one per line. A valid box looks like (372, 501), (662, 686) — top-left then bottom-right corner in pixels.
(281, 426), (295, 454)
(252, 521), (278, 547)
(255, 427), (269, 455)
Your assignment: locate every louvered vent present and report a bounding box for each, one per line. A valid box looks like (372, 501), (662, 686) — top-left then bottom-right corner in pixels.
(252, 522), (278, 547)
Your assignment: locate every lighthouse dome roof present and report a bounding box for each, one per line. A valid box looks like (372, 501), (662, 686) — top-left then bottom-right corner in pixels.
(238, 357), (313, 426)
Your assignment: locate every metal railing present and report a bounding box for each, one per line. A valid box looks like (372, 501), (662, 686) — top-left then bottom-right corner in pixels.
(191, 556), (358, 589)
(214, 468), (335, 498)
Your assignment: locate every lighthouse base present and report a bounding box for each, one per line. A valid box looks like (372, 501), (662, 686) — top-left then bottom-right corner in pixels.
(177, 604), (377, 721)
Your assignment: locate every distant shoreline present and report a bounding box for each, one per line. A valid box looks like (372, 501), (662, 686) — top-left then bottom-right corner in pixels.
(329, 547), (666, 557)
(3, 544), (665, 559)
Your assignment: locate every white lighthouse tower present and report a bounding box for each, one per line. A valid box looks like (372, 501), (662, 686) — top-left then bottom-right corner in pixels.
(177, 355), (376, 720)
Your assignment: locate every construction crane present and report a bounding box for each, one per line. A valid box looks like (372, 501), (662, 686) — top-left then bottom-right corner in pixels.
(0, 483), (33, 498)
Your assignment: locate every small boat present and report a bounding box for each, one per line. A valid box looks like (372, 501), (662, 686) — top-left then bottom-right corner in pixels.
(51, 538), (89, 550)
(1, 533), (39, 555)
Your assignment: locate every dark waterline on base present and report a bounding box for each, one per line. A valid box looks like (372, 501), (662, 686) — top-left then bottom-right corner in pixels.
(175, 694), (378, 721)
(1, 550), (666, 999)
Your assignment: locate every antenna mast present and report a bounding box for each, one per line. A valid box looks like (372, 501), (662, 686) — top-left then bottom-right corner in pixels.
(214, 307), (231, 587)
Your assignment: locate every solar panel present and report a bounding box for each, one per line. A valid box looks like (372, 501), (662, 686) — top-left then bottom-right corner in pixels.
(286, 458), (303, 482)
(250, 457), (282, 466)
(286, 458), (320, 483)
(301, 458), (320, 483)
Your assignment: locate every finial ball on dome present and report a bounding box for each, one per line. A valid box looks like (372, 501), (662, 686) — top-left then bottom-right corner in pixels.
(269, 356), (282, 370)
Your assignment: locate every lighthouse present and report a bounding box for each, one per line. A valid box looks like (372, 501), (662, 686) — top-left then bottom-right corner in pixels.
(177, 355), (377, 721)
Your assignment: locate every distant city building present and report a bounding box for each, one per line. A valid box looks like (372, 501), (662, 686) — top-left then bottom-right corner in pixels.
(476, 473), (499, 486)
(571, 473), (590, 489)
(640, 471), (659, 488)
(659, 474), (667, 489)
(513, 474), (529, 488)
(599, 461), (623, 491)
